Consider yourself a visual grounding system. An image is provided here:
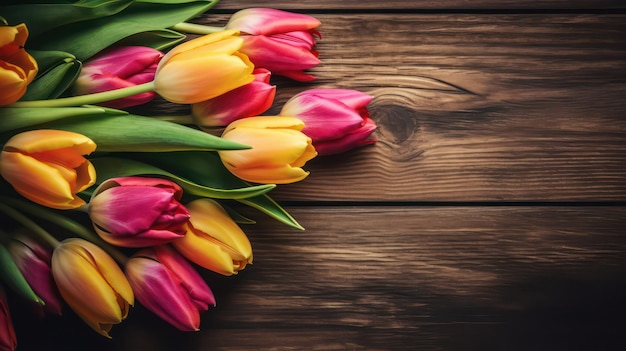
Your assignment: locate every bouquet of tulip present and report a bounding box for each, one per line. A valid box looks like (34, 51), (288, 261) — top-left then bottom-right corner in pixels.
(0, 1), (377, 349)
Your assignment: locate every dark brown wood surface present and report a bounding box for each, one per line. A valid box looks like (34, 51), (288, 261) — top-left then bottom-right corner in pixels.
(11, 1), (626, 350)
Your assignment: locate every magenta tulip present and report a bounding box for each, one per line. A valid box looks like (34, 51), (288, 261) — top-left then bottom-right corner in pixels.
(72, 46), (163, 108)
(88, 177), (189, 247)
(0, 289), (16, 351)
(192, 68), (276, 127)
(280, 89), (377, 155)
(125, 245), (215, 331)
(225, 8), (321, 81)
(7, 234), (62, 315)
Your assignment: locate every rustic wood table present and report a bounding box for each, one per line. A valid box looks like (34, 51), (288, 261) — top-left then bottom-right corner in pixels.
(13, 1), (626, 350)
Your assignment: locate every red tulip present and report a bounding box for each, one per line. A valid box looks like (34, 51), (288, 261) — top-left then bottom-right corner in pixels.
(280, 89), (377, 155)
(72, 46), (163, 108)
(0, 289), (17, 351)
(125, 245), (215, 331)
(226, 8), (321, 81)
(88, 177), (189, 247)
(192, 68), (276, 127)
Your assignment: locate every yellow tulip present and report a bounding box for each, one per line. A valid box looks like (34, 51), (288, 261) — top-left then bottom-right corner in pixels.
(153, 29), (255, 104)
(0, 23), (38, 106)
(218, 116), (317, 184)
(51, 239), (134, 338)
(172, 199), (253, 276)
(0, 130), (96, 209)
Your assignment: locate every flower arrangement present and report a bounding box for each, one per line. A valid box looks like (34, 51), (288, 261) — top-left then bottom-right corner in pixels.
(0, 0), (377, 348)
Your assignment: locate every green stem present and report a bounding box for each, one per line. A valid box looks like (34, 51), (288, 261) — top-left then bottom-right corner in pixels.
(8, 82), (154, 108)
(171, 22), (225, 35)
(0, 202), (59, 248)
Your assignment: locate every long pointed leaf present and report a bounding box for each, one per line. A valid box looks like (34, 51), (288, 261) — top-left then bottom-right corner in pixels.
(238, 194), (304, 230)
(0, 106), (125, 134)
(89, 157), (274, 199)
(21, 50), (82, 100)
(0, 244), (43, 305)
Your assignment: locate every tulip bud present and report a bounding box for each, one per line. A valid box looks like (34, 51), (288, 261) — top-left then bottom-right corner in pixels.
(0, 23), (38, 106)
(72, 46), (163, 109)
(172, 199), (253, 276)
(225, 8), (321, 81)
(88, 177), (189, 248)
(0, 288), (17, 351)
(126, 245), (215, 331)
(280, 89), (377, 155)
(7, 234), (62, 315)
(191, 68), (276, 127)
(154, 30), (255, 104)
(51, 238), (134, 338)
(0, 130), (96, 209)
(218, 117), (317, 184)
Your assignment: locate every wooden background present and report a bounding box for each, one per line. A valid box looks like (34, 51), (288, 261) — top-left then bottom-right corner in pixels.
(11, 0), (626, 350)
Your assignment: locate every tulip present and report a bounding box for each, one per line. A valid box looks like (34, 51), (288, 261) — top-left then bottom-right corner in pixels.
(154, 29), (255, 104)
(125, 245), (215, 331)
(218, 117), (317, 184)
(72, 46), (163, 109)
(0, 130), (96, 209)
(280, 89), (377, 155)
(172, 199), (253, 276)
(0, 288), (17, 351)
(225, 8), (321, 81)
(0, 23), (38, 106)
(51, 238), (134, 338)
(7, 234), (62, 315)
(88, 177), (189, 247)
(191, 68), (276, 128)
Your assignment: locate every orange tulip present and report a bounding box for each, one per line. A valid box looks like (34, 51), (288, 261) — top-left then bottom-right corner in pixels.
(218, 116), (317, 184)
(0, 130), (96, 209)
(172, 199), (253, 276)
(0, 23), (38, 106)
(153, 29), (255, 104)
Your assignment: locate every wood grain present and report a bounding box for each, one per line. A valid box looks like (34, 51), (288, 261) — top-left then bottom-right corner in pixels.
(183, 13), (626, 202)
(12, 207), (626, 350)
(214, 0), (626, 11)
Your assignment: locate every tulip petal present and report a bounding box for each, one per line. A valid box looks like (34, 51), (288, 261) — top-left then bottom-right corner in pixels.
(227, 8), (320, 36)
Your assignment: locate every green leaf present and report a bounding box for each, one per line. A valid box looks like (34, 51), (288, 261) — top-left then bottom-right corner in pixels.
(29, 0), (220, 61)
(238, 194), (304, 230)
(21, 50), (82, 100)
(1, 0), (133, 38)
(0, 244), (44, 305)
(89, 157), (275, 199)
(0, 106), (125, 134)
(36, 113), (250, 152)
(115, 28), (186, 51)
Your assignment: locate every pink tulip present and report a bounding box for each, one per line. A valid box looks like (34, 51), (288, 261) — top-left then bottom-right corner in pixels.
(7, 234), (62, 315)
(0, 289), (17, 351)
(280, 89), (377, 155)
(192, 68), (276, 127)
(72, 46), (163, 108)
(88, 177), (189, 247)
(125, 245), (215, 331)
(226, 8), (321, 82)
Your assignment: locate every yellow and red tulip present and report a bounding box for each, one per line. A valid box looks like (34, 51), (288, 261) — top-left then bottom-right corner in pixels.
(280, 89), (377, 155)
(72, 46), (163, 109)
(0, 23), (38, 106)
(172, 199), (253, 276)
(191, 68), (276, 127)
(125, 245), (215, 331)
(225, 8), (321, 81)
(218, 116), (317, 184)
(51, 238), (134, 338)
(0, 130), (96, 210)
(154, 29), (255, 104)
(88, 177), (189, 248)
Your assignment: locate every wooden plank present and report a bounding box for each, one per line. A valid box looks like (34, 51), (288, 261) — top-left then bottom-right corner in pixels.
(214, 0), (626, 10)
(12, 206), (626, 350)
(174, 14), (626, 202)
